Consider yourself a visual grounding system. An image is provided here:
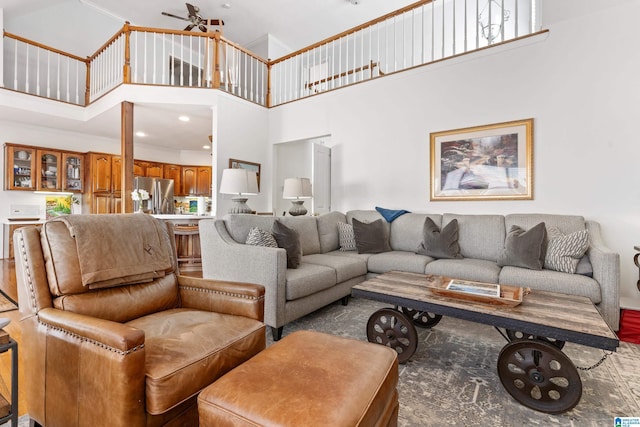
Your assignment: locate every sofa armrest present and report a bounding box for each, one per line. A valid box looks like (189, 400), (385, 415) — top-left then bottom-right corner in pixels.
(199, 219), (287, 328)
(177, 275), (265, 321)
(586, 220), (620, 330)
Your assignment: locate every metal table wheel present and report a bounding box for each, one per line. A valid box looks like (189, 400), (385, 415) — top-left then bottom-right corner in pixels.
(497, 339), (582, 414)
(366, 308), (418, 363)
(401, 307), (443, 328)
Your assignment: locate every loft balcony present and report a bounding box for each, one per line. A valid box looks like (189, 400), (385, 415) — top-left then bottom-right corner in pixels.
(1, 0), (543, 109)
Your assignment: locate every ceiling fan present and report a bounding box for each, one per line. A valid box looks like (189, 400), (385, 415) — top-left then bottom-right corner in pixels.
(161, 3), (224, 32)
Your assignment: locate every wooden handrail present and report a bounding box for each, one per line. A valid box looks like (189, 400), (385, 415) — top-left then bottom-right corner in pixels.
(305, 61), (380, 90)
(3, 31), (87, 63)
(88, 25), (126, 61)
(270, 0), (433, 65)
(219, 36), (268, 64)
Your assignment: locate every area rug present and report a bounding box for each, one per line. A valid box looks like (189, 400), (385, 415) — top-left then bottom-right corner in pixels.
(0, 292), (17, 313)
(268, 297), (640, 427)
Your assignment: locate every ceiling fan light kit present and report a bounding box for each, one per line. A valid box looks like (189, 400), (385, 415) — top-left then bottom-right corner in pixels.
(161, 3), (225, 32)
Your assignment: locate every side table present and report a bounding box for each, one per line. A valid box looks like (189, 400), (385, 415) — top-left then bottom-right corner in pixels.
(0, 335), (18, 427)
(634, 246), (640, 292)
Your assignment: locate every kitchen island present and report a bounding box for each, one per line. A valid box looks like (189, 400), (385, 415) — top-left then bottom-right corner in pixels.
(153, 214), (213, 273)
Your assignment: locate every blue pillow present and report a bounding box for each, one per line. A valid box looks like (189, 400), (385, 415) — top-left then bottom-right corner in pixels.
(375, 206), (410, 222)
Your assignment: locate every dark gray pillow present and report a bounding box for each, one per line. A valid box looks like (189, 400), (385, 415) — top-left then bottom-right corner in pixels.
(497, 222), (547, 270)
(272, 220), (302, 269)
(352, 218), (391, 254)
(416, 218), (463, 259)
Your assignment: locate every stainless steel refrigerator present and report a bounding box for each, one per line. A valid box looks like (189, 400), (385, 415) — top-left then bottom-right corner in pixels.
(134, 177), (175, 214)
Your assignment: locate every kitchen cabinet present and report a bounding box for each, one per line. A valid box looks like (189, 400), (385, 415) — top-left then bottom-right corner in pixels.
(134, 161), (163, 178)
(4, 144), (37, 191)
(62, 153), (84, 192)
(86, 153), (122, 213)
(163, 164), (183, 195)
(182, 165), (212, 196)
(37, 150), (62, 191)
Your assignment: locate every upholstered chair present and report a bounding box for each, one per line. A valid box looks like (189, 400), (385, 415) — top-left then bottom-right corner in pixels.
(13, 214), (266, 427)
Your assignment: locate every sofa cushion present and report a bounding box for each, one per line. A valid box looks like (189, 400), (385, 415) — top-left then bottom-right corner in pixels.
(545, 226), (589, 274)
(337, 222), (357, 251)
(281, 216), (322, 255)
(367, 251), (433, 275)
(499, 267), (601, 304)
(425, 258), (501, 284)
(375, 206), (409, 222)
(272, 220), (302, 269)
(389, 213), (442, 252)
(442, 214), (505, 262)
(497, 223), (547, 270)
(245, 227), (277, 247)
(316, 211), (347, 253)
(127, 308), (264, 415)
(506, 213), (586, 235)
(303, 254), (368, 283)
(416, 218), (463, 259)
(285, 263), (337, 300)
(352, 219), (391, 254)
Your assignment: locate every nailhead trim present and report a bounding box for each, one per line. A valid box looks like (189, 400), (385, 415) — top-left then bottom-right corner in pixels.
(15, 230), (38, 312)
(40, 321), (144, 356)
(179, 285), (264, 301)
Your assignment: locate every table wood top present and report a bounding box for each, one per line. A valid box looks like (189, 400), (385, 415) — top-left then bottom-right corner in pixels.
(352, 271), (619, 351)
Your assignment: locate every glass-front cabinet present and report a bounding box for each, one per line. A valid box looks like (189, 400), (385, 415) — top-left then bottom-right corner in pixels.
(63, 153), (84, 192)
(37, 150), (62, 191)
(5, 145), (37, 190)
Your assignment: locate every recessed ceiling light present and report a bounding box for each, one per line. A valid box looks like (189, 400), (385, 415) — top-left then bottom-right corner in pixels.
(222, 3), (231, 9)
(136, 131), (147, 137)
(203, 145), (211, 149)
(179, 115), (190, 122)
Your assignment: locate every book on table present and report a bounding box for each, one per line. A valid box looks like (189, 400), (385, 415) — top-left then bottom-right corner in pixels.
(446, 279), (500, 298)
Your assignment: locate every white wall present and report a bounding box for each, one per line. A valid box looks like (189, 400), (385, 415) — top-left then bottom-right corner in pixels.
(268, 0), (640, 309)
(215, 93), (270, 216)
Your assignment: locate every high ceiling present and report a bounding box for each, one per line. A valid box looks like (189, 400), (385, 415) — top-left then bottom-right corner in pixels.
(1, 0), (418, 152)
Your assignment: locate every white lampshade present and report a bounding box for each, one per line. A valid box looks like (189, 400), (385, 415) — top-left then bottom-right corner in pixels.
(219, 169), (259, 195)
(283, 177), (312, 199)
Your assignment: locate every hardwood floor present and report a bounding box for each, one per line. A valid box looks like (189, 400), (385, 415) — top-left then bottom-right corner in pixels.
(0, 259), (27, 417)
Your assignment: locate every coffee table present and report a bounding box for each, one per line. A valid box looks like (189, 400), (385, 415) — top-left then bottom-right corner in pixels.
(351, 271), (619, 414)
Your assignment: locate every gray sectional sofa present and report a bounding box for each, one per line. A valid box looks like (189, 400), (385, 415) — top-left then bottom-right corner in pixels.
(199, 210), (619, 340)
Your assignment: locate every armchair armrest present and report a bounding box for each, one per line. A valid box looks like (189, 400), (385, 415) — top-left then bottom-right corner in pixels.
(38, 307), (145, 352)
(34, 307), (147, 425)
(177, 275), (265, 322)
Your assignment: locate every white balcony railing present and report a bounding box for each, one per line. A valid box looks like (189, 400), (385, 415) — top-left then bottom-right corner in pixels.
(2, 0), (541, 108)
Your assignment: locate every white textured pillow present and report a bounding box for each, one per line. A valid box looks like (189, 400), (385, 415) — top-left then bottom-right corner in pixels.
(544, 226), (589, 273)
(245, 227), (278, 247)
(337, 222), (357, 251)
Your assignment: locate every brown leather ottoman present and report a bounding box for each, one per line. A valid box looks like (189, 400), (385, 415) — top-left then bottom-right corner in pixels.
(198, 330), (399, 427)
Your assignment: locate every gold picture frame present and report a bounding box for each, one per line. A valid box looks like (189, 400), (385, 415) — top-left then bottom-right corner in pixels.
(229, 158), (261, 190)
(430, 118), (533, 201)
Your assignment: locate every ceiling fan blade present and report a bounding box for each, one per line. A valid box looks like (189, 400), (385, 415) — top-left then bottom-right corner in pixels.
(186, 3), (198, 17)
(162, 12), (189, 22)
(184, 24), (195, 31)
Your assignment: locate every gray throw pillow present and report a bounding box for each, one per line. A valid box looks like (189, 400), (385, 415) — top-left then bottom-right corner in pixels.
(416, 218), (463, 259)
(272, 220), (302, 269)
(497, 222), (547, 270)
(337, 222), (357, 251)
(545, 226), (589, 274)
(352, 218), (391, 254)
(245, 227), (278, 247)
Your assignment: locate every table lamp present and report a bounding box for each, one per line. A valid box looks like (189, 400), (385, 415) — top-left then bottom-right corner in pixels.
(219, 168), (259, 214)
(283, 177), (312, 216)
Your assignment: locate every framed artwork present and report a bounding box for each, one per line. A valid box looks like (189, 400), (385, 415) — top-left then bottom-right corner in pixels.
(229, 158), (261, 190)
(430, 118), (533, 201)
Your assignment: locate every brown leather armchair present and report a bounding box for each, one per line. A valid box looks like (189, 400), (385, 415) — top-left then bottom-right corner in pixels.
(13, 214), (266, 427)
